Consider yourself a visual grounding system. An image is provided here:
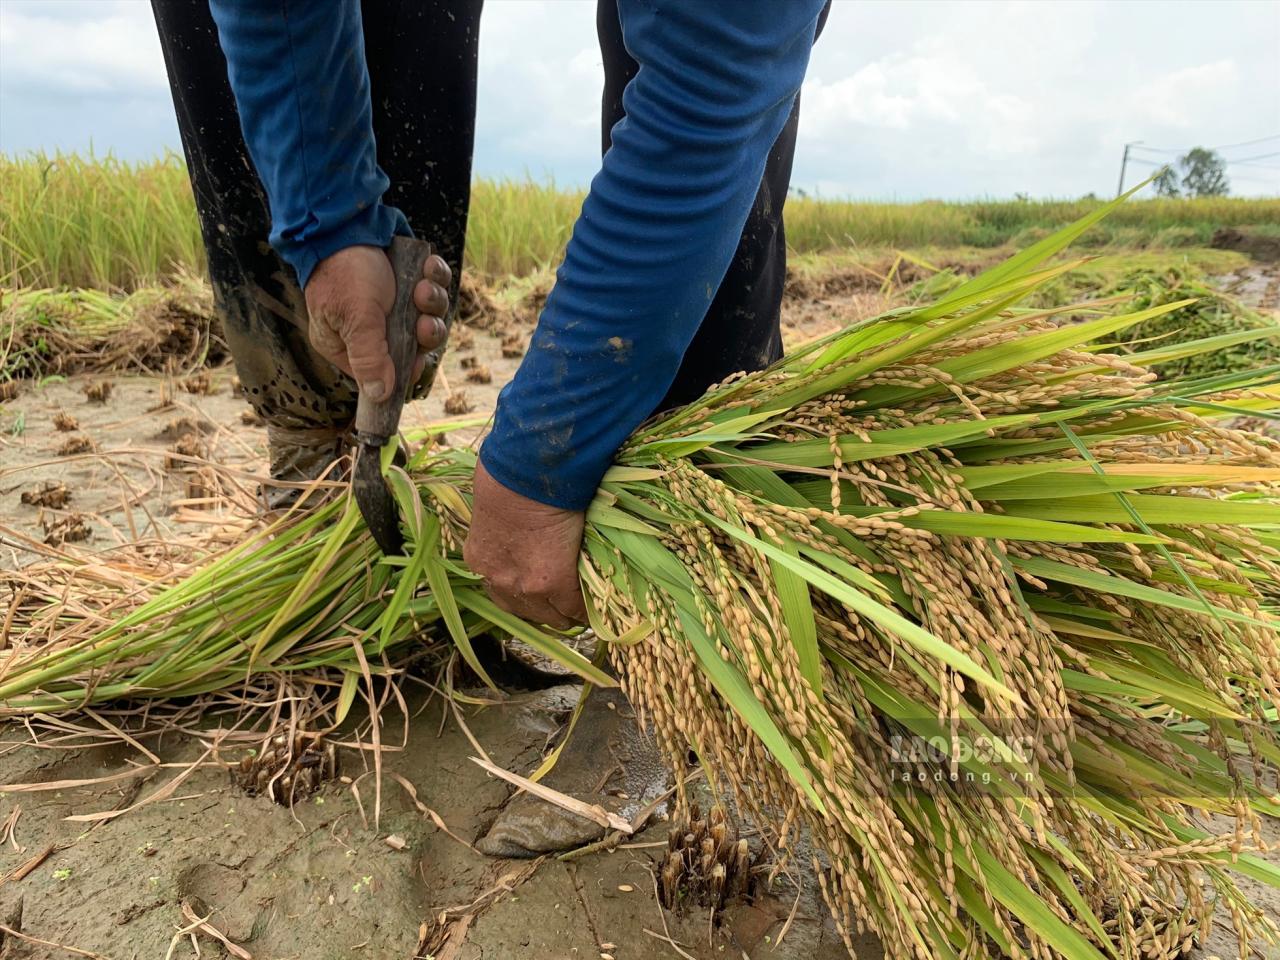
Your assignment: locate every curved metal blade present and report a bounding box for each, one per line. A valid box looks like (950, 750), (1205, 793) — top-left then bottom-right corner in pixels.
(353, 444), (403, 555)
(350, 236), (435, 556)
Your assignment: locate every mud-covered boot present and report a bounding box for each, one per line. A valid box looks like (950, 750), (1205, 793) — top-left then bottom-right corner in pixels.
(477, 687), (673, 857)
(261, 424), (350, 510)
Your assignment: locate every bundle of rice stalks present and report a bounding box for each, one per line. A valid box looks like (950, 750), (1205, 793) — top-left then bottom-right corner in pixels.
(0, 269), (225, 380)
(5, 196), (1280, 959)
(454, 269), (555, 333)
(913, 257), (1279, 369)
(1108, 266), (1280, 380)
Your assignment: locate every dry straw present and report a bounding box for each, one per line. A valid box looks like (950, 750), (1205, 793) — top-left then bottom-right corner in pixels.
(0, 270), (224, 379)
(5, 190), (1280, 959)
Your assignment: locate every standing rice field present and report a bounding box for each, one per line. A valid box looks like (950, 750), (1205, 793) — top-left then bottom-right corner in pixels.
(3, 152), (1280, 290)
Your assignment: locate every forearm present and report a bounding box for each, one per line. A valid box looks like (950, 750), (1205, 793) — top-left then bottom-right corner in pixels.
(207, 0), (407, 287)
(481, 0), (824, 510)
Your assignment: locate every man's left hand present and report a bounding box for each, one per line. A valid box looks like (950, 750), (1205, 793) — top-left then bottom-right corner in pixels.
(464, 460), (588, 630)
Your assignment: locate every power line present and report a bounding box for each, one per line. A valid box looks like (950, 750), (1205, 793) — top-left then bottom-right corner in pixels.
(1115, 136), (1280, 195)
(1129, 134), (1280, 157)
(1128, 153), (1280, 169)
(1123, 156), (1278, 188)
(1210, 134), (1280, 152)
(1226, 174), (1280, 186)
(1224, 151), (1280, 164)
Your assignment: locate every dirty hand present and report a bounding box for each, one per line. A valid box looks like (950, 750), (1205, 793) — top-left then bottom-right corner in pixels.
(464, 460), (588, 630)
(303, 244), (453, 401)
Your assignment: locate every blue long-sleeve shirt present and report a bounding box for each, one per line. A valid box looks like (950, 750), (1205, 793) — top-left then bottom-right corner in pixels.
(209, 0), (824, 509)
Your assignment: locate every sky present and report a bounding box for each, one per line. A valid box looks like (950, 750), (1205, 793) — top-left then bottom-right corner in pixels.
(1, 0), (1277, 199)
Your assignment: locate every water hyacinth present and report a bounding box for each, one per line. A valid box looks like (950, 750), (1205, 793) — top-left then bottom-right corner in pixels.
(5, 191), (1280, 959)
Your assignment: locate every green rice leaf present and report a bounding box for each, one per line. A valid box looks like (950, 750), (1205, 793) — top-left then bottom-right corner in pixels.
(771, 540), (822, 697)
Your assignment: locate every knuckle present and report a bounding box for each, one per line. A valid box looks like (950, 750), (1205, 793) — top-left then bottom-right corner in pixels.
(429, 255), (452, 285)
(419, 283), (447, 318)
(346, 329), (389, 363)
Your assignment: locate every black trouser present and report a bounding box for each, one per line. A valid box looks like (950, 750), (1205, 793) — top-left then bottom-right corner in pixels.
(152, 0), (825, 479)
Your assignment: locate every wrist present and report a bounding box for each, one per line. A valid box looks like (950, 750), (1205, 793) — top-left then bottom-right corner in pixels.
(478, 440), (597, 513)
(474, 456), (585, 521)
(278, 203), (412, 289)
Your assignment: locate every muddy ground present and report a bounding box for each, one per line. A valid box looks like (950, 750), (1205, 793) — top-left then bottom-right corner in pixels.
(0, 256), (1278, 959)
(0, 683), (875, 960)
(0, 273), (889, 960)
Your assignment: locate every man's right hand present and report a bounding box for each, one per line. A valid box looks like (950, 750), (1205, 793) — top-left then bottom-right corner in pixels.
(303, 244), (453, 401)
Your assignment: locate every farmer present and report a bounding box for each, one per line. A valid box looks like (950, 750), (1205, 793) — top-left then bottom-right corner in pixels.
(152, 0), (829, 852)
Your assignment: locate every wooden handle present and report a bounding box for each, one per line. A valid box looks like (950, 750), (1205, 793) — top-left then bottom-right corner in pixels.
(354, 236), (434, 443)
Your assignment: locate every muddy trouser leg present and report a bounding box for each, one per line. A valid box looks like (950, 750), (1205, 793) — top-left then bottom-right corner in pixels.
(361, 0), (483, 312)
(597, 0), (831, 413)
(151, 0), (482, 502)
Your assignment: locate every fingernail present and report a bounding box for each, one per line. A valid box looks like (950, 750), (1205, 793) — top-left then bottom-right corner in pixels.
(365, 379), (386, 401)
(434, 318), (447, 341)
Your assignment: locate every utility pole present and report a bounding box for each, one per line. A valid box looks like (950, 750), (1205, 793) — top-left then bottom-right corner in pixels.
(1116, 141), (1143, 197)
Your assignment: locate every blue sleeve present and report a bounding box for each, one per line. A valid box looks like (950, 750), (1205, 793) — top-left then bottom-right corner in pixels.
(207, 0), (409, 288)
(481, 0), (824, 510)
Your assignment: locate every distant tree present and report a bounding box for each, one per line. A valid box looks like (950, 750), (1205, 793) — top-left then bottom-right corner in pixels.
(1177, 147), (1230, 197)
(1153, 166), (1181, 198)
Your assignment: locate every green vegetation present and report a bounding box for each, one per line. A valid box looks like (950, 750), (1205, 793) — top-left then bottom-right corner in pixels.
(906, 252), (1280, 379)
(4, 152), (1279, 290)
(1, 153), (204, 290)
(0, 273), (221, 381)
(1153, 146), (1231, 198)
(466, 177), (583, 279)
(1108, 267), (1280, 378)
(5, 155), (1274, 385)
(785, 191), (1277, 251)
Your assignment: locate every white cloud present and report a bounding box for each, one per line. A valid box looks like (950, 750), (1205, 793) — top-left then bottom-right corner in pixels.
(1129, 60), (1241, 129)
(793, 1), (1276, 198)
(0, 1), (167, 97)
(1, 0), (1276, 198)
(489, 44), (601, 158)
(801, 54), (1037, 154)
(475, 1), (601, 172)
